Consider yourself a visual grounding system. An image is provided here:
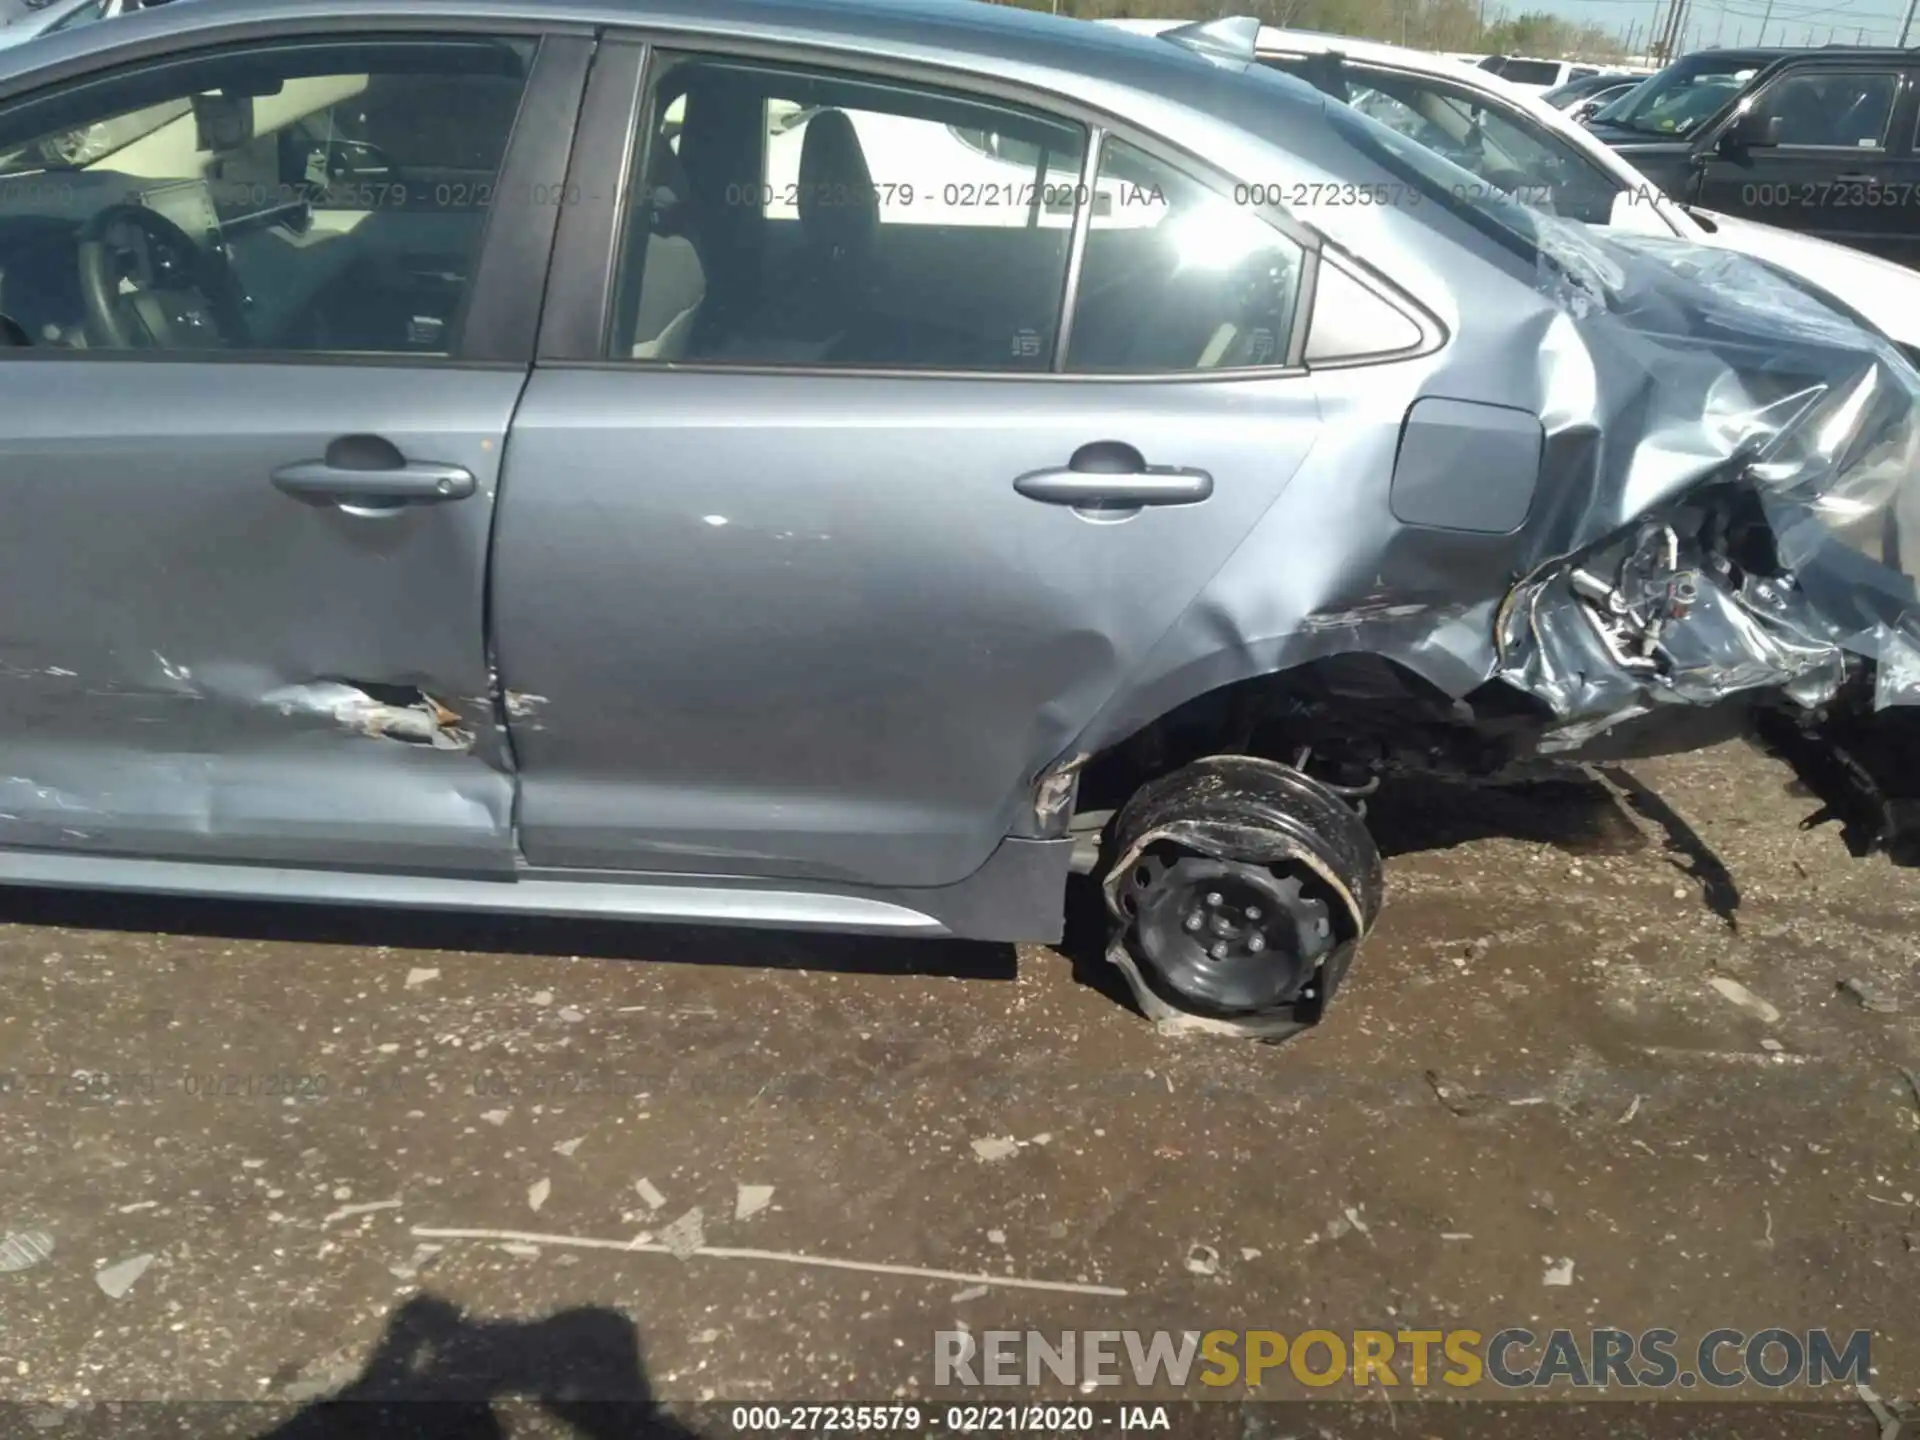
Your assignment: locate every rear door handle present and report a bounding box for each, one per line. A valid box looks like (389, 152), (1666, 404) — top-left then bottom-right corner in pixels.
(1015, 442), (1213, 510)
(1014, 469), (1213, 505)
(1832, 172), (1877, 185)
(272, 434), (475, 511)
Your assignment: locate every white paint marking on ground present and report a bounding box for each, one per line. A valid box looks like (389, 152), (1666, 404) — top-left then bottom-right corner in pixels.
(410, 1226), (1130, 1297)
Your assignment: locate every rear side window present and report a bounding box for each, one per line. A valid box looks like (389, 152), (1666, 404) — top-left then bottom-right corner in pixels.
(1065, 139), (1303, 373)
(609, 53), (1087, 371)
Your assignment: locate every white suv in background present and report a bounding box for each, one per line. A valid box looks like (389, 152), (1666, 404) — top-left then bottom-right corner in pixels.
(1103, 21), (1920, 363)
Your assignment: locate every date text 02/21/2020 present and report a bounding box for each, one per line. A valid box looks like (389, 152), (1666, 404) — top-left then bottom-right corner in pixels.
(726, 1405), (1173, 1432)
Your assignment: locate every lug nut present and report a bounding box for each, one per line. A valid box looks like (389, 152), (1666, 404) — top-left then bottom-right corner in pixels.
(1206, 892), (1224, 906)
(1245, 905), (1262, 920)
(1247, 935), (1266, 953)
(1185, 913), (1204, 932)
(1209, 942), (1229, 960)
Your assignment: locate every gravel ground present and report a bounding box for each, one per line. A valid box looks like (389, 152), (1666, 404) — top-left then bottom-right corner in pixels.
(0, 742), (1915, 1437)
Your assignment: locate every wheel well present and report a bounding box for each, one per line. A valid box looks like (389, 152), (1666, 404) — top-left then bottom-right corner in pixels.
(1073, 655), (1552, 817)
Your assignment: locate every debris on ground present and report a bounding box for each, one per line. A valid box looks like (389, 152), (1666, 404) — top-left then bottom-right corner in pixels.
(553, 1138), (584, 1158)
(735, 1185), (775, 1222)
(1424, 1070), (1487, 1116)
(635, 1178), (667, 1211)
(970, 1137), (1019, 1163)
(1856, 1383), (1916, 1440)
(1838, 977), (1900, 1014)
(1542, 1257), (1575, 1287)
(387, 1243), (443, 1281)
(661, 1207), (705, 1260)
(1184, 1244), (1220, 1277)
(1899, 1068), (1920, 1121)
(0, 1230), (53, 1274)
(93, 1254), (154, 1300)
(1708, 975), (1782, 1024)
(404, 968), (439, 989)
(527, 1179), (551, 1213)
(321, 1199), (400, 1228)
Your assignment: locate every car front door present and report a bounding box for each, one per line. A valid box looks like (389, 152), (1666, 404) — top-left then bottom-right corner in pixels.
(1691, 63), (1917, 261)
(492, 40), (1329, 891)
(0, 27), (588, 872)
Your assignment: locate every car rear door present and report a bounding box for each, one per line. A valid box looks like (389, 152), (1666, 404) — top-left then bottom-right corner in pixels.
(0, 26), (590, 873)
(1692, 60), (1917, 262)
(491, 38), (1331, 891)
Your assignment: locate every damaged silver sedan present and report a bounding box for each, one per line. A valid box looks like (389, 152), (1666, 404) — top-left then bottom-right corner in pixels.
(0, 0), (1915, 1043)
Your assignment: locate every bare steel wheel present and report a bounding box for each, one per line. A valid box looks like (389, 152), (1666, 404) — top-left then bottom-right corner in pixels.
(1101, 754), (1384, 1040)
(1119, 851), (1332, 1016)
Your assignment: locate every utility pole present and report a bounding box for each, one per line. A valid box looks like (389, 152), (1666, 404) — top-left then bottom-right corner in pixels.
(1900, 0), (1917, 47)
(1661, 0), (1691, 59)
(1713, 2), (1724, 45)
(1756, 0), (1772, 45)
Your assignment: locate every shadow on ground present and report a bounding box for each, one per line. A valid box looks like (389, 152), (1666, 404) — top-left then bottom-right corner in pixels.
(257, 1294), (699, 1439)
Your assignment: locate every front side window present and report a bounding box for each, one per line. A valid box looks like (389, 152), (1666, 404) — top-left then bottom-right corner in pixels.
(610, 53), (1086, 370)
(1750, 71), (1900, 149)
(1065, 139), (1303, 373)
(0, 36), (532, 354)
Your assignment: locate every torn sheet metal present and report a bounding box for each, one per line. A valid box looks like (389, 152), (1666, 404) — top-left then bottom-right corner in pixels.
(261, 682), (475, 751)
(1488, 220), (1920, 752)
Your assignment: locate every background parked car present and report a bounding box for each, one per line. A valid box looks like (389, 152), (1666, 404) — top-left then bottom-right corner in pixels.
(1541, 71), (1645, 121)
(1585, 46), (1920, 267)
(1475, 54), (1602, 92)
(0, 0), (170, 51)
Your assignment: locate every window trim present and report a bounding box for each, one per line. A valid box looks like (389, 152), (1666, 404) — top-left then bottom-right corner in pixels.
(538, 23), (1334, 383)
(0, 26), (583, 368)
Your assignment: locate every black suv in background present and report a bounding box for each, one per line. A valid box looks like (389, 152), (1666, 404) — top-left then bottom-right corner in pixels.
(1584, 47), (1920, 267)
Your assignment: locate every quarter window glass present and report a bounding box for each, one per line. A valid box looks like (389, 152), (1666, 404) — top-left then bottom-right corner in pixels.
(1065, 139), (1303, 373)
(610, 54), (1086, 370)
(0, 37), (532, 354)
(1754, 72), (1899, 148)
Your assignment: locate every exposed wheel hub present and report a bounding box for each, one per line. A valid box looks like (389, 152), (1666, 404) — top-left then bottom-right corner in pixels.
(1123, 853), (1332, 1015)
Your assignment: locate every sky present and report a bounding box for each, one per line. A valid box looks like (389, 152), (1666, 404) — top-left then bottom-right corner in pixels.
(1512, 0), (1915, 51)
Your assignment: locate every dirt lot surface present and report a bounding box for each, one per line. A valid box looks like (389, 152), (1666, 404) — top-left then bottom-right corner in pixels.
(0, 742), (1916, 1437)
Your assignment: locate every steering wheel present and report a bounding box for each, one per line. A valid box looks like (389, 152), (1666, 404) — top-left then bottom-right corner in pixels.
(76, 202), (251, 350)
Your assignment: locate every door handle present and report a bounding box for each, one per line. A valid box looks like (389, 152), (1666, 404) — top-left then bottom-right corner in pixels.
(1831, 173), (1877, 185)
(1014, 441), (1213, 510)
(272, 434), (475, 511)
